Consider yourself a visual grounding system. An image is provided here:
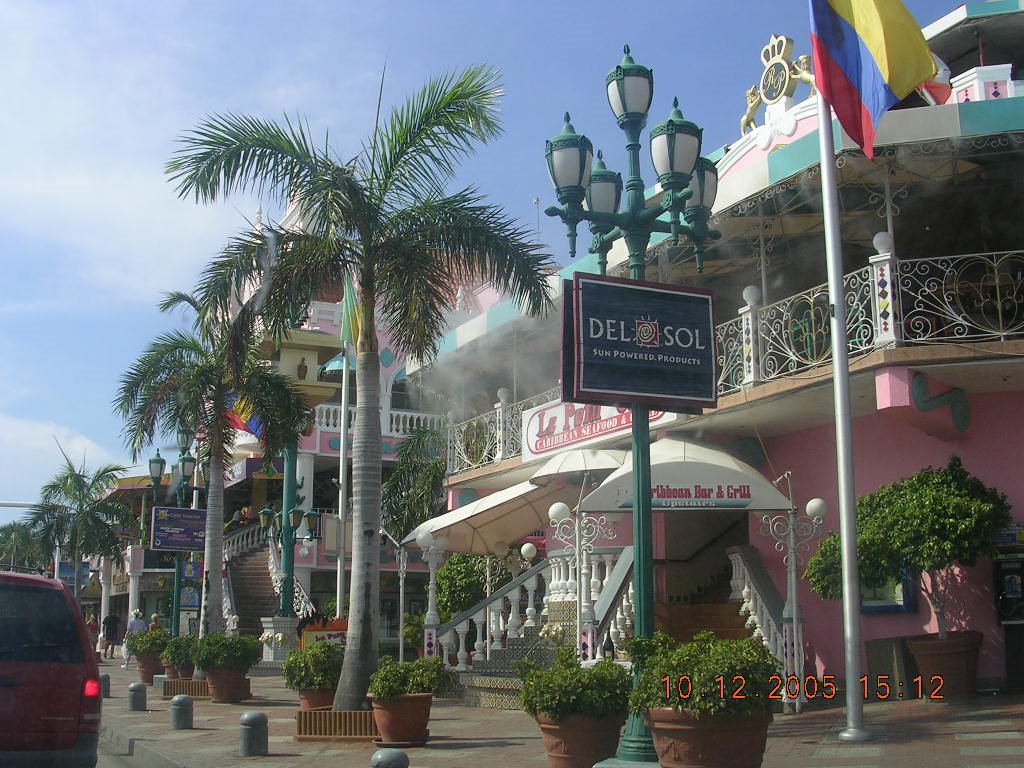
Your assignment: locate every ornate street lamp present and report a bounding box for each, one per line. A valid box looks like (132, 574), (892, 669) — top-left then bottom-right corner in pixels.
(543, 45), (721, 762)
(143, 449), (166, 547)
(169, 430), (196, 637)
(380, 526), (408, 662)
(258, 502), (303, 618)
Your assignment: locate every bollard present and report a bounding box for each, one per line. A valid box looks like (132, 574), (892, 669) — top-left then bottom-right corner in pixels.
(99, 673), (110, 699)
(170, 694), (193, 730)
(127, 681), (147, 712)
(370, 748), (410, 768)
(153, 674), (167, 691)
(239, 711), (268, 758)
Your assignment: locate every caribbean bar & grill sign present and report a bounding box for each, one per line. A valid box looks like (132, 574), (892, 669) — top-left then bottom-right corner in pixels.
(565, 273), (717, 411)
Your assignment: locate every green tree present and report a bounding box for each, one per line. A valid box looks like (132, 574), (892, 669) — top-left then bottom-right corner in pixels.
(165, 65), (552, 708)
(381, 426), (446, 540)
(0, 521), (49, 570)
(26, 450), (132, 603)
(115, 291), (312, 635)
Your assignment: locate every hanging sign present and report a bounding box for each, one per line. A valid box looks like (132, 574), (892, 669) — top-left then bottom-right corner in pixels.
(563, 274), (717, 411)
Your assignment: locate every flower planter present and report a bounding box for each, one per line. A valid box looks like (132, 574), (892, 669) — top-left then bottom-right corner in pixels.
(535, 712), (625, 768)
(163, 662), (196, 681)
(136, 653), (165, 685)
(907, 630), (983, 702)
(646, 707), (772, 768)
(370, 692), (432, 746)
(299, 688), (338, 711)
(205, 668), (250, 704)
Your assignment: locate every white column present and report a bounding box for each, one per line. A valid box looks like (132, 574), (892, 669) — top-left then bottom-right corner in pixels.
(456, 624), (469, 670)
(474, 609), (487, 659)
(507, 583), (522, 639)
(99, 557), (112, 626)
(524, 575), (538, 627)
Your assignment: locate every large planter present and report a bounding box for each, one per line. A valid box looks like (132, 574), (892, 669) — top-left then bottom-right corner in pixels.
(136, 653), (164, 685)
(299, 688), (337, 711)
(535, 712), (625, 768)
(370, 692), (432, 746)
(907, 630), (983, 702)
(206, 668), (250, 704)
(646, 707), (772, 768)
(162, 662), (196, 681)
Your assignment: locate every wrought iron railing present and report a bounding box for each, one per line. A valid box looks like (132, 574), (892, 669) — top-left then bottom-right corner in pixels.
(447, 410), (499, 474)
(716, 316), (745, 396)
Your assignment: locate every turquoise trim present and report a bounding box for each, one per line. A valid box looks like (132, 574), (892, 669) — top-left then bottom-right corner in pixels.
(767, 121), (838, 183)
(959, 98), (1024, 135)
(486, 300), (518, 332)
(965, 1), (1023, 17)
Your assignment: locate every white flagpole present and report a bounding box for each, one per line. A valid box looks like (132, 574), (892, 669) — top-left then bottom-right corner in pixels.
(816, 91), (869, 742)
(336, 344), (350, 619)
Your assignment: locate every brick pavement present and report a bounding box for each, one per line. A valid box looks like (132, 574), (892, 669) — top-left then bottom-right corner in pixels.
(97, 658), (1024, 767)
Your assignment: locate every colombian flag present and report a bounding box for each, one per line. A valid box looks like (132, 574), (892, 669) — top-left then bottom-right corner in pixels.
(224, 394), (265, 440)
(809, 0), (936, 159)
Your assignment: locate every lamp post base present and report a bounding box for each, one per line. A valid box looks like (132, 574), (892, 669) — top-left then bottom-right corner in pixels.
(260, 616), (299, 662)
(611, 713), (658, 763)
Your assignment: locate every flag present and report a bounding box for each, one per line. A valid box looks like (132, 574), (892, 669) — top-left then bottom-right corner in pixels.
(340, 271), (360, 352)
(809, 0), (937, 159)
(224, 394), (265, 440)
(917, 53), (952, 106)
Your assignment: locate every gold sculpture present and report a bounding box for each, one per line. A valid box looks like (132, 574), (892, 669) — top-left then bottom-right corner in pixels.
(740, 85), (762, 135)
(791, 54), (817, 96)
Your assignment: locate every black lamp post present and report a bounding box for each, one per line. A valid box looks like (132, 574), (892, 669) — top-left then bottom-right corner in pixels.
(144, 450), (166, 547)
(170, 428), (196, 637)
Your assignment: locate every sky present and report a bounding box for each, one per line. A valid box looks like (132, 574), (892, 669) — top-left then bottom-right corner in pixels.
(0, 0), (946, 525)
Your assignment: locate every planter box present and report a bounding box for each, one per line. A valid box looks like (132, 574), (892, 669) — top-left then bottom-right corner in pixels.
(295, 709), (379, 742)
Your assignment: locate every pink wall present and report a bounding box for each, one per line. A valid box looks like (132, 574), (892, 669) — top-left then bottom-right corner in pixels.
(758, 390), (1023, 684)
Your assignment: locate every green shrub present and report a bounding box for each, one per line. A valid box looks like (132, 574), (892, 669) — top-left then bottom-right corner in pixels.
(192, 633), (261, 673)
(629, 631), (779, 719)
(124, 629), (170, 656)
(161, 635), (197, 668)
(367, 656), (457, 702)
(519, 647), (630, 721)
(281, 641), (345, 690)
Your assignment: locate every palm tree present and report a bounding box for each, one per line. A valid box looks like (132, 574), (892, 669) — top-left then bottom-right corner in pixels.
(115, 291), (312, 636)
(0, 520), (49, 570)
(26, 451), (132, 603)
(165, 65), (552, 708)
(381, 426), (446, 541)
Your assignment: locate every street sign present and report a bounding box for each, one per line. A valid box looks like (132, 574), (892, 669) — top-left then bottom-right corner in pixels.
(151, 506), (207, 552)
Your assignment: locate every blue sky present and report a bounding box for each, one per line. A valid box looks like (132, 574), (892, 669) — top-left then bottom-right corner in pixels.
(0, 0), (943, 525)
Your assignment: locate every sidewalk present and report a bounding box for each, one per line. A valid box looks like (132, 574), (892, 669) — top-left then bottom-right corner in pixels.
(98, 658), (1024, 767)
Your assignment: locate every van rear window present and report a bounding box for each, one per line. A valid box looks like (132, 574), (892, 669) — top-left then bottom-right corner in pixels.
(0, 584), (84, 663)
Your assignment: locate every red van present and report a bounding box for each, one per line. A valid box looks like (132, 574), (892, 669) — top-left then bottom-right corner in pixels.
(0, 568), (101, 767)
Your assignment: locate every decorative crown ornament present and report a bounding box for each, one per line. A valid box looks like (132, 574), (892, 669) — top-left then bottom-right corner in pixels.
(759, 34), (798, 105)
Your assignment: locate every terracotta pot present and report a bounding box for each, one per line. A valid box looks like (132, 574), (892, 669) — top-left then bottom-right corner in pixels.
(206, 668), (250, 704)
(646, 707), (772, 768)
(163, 663), (179, 680)
(370, 692), (432, 745)
(535, 712), (626, 768)
(136, 653), (164, 685)
(907, 630), (983, 702)
(299, 687), (337, 710)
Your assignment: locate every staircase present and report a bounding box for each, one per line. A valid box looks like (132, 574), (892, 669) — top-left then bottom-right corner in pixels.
(462, 625), (557, 709)
(227, 545), (278, 637)
(655, 569), (750, 642)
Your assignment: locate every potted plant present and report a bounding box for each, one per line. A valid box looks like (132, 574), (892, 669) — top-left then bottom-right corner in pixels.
(518, 647), (631, 768)
(193, 633), (261, 703)
(160, 635), (197, 681)
(124, 629), (169, 685)
(629, 631), (779, 768)
(367, 655), (457, 746)
(282, 640), (345, 710)
(403, 612), (425, 657)
(806, 456), (1011, 701)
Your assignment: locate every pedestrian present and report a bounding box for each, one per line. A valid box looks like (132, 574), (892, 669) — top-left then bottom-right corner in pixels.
(101, 613), (121, 660)
(122, 609), (147, 669)
(85, 614), (100, 653)
(149, 613), (162, 632)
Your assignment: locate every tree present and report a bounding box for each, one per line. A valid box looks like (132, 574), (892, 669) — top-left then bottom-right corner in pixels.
(165, 65), (552, 708)
(26, 450), (132, 603)
(0, 520), (49, 570)
(805, 456), (1012, 638)
(115, 291), (312, 635)
(380, 426), (446, 541)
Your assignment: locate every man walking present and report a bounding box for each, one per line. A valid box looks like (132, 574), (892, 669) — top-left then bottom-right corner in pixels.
(122, 609), (148, 669)
(101, 613), (121, 660)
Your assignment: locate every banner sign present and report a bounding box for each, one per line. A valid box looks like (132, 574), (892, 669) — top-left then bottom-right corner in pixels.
(563, 274), (717, 411)
(521, 399), (675, 461)
(151, 506), (207, 552)
(179, 559), (202, 608)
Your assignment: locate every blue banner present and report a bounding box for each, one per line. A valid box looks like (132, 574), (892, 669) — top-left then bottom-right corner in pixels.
(570, 274), (717, 410)
(151, 506), (207, 552)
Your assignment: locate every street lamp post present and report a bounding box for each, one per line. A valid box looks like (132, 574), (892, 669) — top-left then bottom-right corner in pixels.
(415, 530), (447, 659)
(144, 450), (166, 547)
(761, 473), (826, 713)
(259, 501), (305, 617)
(380, 527), (408, 662)
(544, 45), (719, 762)
(170, 429), (196, 638)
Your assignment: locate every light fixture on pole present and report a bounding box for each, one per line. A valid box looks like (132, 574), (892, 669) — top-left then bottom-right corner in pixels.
(144, 450), (166, 547)
(257, 497), (303, 618)
(380, 526), (408, 663)
(544, 46), (719, 761)
(762, 472), (826, 713)
(415, 530), (447, 659)
(169, 429), (196, 638)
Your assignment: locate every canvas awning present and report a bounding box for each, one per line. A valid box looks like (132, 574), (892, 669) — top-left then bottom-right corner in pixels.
(579, 437), (792, 513)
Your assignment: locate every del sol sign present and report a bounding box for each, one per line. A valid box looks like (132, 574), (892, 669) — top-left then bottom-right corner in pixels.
(564, 274), (717, 410)
(522, 399), (676, 461)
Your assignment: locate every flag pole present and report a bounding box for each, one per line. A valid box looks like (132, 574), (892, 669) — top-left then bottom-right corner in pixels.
(816, 91), (869, 742)
(336, 343), (350, 619)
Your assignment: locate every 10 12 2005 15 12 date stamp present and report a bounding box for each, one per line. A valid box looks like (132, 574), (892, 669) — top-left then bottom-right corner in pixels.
(660, 674), (946, 701)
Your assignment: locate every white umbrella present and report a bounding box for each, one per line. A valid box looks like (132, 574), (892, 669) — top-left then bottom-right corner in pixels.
(529, 448), (628, 487)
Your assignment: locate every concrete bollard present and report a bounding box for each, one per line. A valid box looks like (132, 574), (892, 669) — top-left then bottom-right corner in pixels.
(127, 681), (147, 712)
(239, 711), (268, 757)
(170, 694), (193, 730)
(99, 673), (110, 699)
(370, 748), (410, 768)
(153, 674), (167, 690)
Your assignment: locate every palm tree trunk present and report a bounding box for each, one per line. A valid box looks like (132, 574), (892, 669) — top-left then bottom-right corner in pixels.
(334, 347), (382, 710)
(200, 450), (226, 636)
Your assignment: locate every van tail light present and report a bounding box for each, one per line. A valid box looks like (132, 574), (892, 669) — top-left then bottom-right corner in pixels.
(80, 676), (102, 731)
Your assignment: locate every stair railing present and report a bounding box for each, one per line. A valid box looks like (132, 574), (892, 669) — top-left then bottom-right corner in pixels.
(590, 546), (634, 659)
(727, 545), (785, 663)
(434, 557), (551, 670)
(222, 568), (237, 631)
(223, 524), (264, 561)
(267, 539), (316, 619)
